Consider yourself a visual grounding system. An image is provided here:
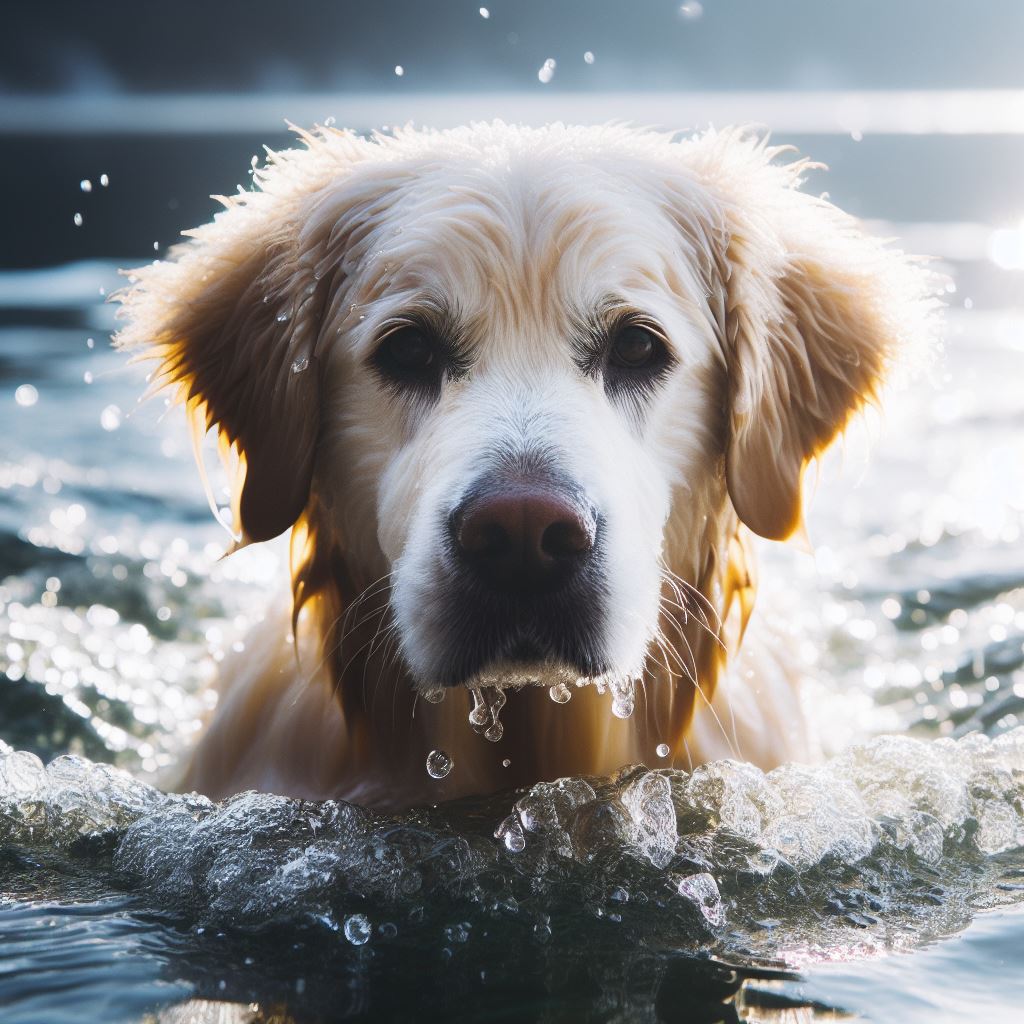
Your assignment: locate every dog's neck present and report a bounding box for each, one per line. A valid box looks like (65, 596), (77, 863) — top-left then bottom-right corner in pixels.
(287, 499), (755, 808)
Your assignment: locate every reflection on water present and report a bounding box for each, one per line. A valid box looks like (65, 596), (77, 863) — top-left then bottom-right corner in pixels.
(1, 236), (1023, 1021)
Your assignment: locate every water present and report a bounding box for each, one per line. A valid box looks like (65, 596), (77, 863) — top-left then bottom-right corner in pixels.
(2, 228), (1024, 1018)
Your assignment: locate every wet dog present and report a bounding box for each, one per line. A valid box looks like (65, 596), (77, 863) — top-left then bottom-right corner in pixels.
(117, 123), (933, 808)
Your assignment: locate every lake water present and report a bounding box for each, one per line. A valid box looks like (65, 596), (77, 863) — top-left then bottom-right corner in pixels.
(2, 128), (1024, 1022)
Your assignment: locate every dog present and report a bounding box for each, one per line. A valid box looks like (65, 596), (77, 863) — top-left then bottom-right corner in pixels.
(116, 122), (933, 809)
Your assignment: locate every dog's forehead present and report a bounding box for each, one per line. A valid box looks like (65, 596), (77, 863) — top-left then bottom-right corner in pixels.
(353, 152), (695, 332)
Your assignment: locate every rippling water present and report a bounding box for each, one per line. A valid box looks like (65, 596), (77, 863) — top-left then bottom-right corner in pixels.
(2, 253), (1024, 1022)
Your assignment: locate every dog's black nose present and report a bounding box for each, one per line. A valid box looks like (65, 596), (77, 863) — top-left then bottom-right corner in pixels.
(451, 480), (597, 594)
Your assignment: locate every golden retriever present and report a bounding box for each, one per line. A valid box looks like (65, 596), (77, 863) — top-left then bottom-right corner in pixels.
(116, 122), (933, 809)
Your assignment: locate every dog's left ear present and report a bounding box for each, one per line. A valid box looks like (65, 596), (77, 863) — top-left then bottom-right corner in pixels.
(681, 130), (936, 541)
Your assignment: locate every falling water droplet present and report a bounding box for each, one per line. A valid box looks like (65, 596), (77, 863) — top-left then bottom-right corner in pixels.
(426, 750), (453, 779)
(537, 58), (556, 84)
(79, 179), (92, 192)
(679, 1), (703, 19)
(324, 116), (336, 127)
(584, 51), (595, 64)
(86, 337), (95, 349)
(502, 758), (511, 768)
(100, 404), (123, 431)
(15, 384), (38, 407)
(495, 814), (526, 852)
(290, 356), (309, 375)
(610, 680), (635, 719)
(394, 65), (404, 77)
(479, 6), (489, 17)
(549, 682), (572, 704)
(484, 721), (503, 742)
(99, 173), (109, 187)
(73, 212), (83, 227)
(344, 914), (372, 945)
(276, 311), (290, 323)
(83, 371), (93, 384)
(656, 743), (670, 758)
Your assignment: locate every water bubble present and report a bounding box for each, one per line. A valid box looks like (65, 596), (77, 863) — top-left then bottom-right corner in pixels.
(656, 743), (670, 758)
(549, 682), (572, 704)
(73, 212), (83, 227)
(394, 65), (404, 77)
(290, 356), (309, 375)
(100, 405), (123, 431)
(344, 913), (372, 945)
(426, 750), (453, 779)
(15, 384), (38, 407)
(502, 758), (511, 768)
(584, 51), (595, 64)
(679, 1), (703, 19)
(479, 6), (489, 17)
(422, 688), (445, 704)
(484, 722), (504, 742)
(79, 179), (92, 192)
(99, 173), (109, 187)
(537, 58), (556, 84)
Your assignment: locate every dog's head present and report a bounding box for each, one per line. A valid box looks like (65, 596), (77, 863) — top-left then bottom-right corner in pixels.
(117, 123), (931, 701)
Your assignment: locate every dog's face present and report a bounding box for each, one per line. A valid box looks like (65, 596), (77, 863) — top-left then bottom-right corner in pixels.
(321, 152), (724, 693)
(118, 124), (929, 702)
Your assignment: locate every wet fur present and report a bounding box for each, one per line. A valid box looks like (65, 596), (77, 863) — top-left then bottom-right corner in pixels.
(116, 123), (934, 809)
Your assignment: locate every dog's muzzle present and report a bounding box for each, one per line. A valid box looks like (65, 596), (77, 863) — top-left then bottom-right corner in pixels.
(431, 469), (609, 686)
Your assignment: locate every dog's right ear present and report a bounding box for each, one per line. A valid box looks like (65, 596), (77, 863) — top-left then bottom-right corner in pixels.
(115, 130), (372, 546)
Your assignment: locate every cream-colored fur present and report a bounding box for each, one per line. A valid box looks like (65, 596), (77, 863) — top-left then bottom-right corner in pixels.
(116, 123), (934, 810)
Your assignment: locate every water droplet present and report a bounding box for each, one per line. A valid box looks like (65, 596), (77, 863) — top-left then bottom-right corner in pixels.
(394, 65), (404, 77)
(100, 404), (123, 431)
(99, 173), (109, 187)
(679, 1), (703, 19)
(426, 750), (453, 779)
(537, 58), (556, 84)
(290, 356), (309, 375)
(422, 688), (445, 704)
(468, 686), (507, 742)
(495, 814), (526, 852)
(479, 6), (489, 16)
(73, 212), (83, 227)
(79, 179), (92, 192)
(15, 384), (38, 407)
(549, 682), (572, 704)
(584, 51), (595, 64)
(276, 311), (290, 323)
(656, 743), (670, 758)
(324, 116), (336, 127)
(610, 680), (635, 719)
(86, 337), (95, 349)
(344, 913), (372, 945)
(153, 241), (159, 252)
(83, 371), (93, 384)
(502, 758), (511, 768)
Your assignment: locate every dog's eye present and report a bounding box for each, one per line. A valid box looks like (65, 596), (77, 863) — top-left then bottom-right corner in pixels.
(608, 326), (666, 371)
(373, 326), (441, 389)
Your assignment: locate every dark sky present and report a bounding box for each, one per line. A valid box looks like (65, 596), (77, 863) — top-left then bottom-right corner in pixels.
(4, 0), (1023, 95)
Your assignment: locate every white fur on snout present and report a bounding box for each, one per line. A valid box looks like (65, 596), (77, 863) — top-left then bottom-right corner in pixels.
(386, 366), (673, 689)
